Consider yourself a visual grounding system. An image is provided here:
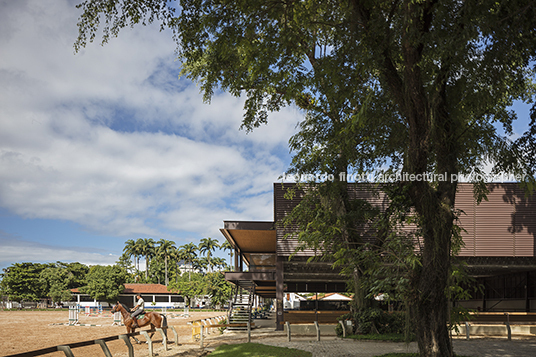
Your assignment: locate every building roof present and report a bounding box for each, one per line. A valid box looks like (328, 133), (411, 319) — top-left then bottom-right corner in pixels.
(309, 293), (352, 301)
(71, 283), (174, 295)
(122, 284), (172, 294)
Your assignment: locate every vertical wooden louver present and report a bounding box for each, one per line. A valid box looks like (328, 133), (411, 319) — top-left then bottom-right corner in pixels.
(274, 183), (536, 259)
(457, 183), (535, 257)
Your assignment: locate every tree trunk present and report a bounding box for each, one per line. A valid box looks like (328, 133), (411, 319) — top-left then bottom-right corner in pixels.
(410, 219), (452, 356)
(408, 179), (456, 356)
(145, 255), (149, 280)
(165, 255), (168, 286)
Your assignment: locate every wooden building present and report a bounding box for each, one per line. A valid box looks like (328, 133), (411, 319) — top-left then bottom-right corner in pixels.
(221, 182), (536, 329)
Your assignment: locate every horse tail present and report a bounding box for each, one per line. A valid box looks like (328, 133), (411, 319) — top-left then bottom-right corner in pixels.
(162, 314), (168, 328)
(161, 314), (168, 338)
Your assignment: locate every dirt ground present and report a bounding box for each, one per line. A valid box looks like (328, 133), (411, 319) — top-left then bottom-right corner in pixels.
(0, 309), (231, 357)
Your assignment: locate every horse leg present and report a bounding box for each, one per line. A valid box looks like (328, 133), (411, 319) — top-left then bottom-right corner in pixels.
(128, 324), (141, 344)
(150, 323), (155, 339)
(132, 330), (141, 345)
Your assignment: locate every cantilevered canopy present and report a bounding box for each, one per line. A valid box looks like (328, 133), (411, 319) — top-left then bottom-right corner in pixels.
(220, 221), (276, 269)
(220, 220), (347, 299)
(220, 221), (278, 298)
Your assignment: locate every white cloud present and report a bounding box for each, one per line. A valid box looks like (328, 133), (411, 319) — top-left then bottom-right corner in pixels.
(0, 232), (119, 268)
(0, 0), (300, 261)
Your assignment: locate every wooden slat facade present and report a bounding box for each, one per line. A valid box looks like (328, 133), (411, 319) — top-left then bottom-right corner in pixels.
(275, 182), (536, 259)
(457, 184), (536, 257)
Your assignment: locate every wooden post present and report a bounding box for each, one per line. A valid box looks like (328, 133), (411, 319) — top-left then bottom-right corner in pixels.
(141, 331), (153, 356)
(57, 346), (75, 357)
(314, 321), (320, 341)
(95, 340), (113, 357)
(157, 328), (167, 350)
(339, 320), (346, 338)
(505, 313), (511, 341)
(171, 326), (179, 345)
(247, 321), (251, 343)
(286, 321), (291, 342)
(200, 325), (204, 348)
(119, 334), (134, 357)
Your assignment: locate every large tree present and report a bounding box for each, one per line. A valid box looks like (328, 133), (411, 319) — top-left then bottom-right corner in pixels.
(1, 262), (51, 302)
(75, 1), (536, 355)
(39, 262), (89, 303)
(81, 265), (128, 303)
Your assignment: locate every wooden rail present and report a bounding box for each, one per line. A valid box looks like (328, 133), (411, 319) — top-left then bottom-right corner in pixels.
(283, 310), (349, 324)
(194, 322), (255, 348)
(3, 326), (179, 357)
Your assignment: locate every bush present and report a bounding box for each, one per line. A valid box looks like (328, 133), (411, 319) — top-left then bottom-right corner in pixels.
(218, 318), (228, 334)
(337, 308), (408, 337)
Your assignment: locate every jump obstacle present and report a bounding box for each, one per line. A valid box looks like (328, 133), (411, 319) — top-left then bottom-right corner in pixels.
(68, 306), (79, 325)
(62, 305), (123, 326)
(84, 305), (103, 316)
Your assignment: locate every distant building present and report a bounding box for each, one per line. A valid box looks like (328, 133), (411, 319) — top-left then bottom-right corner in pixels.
(70, 283), (185, 308)
(283, 293), (306, 309)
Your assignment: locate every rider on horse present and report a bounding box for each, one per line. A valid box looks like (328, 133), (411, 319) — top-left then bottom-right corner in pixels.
(130, 294), (145, 329)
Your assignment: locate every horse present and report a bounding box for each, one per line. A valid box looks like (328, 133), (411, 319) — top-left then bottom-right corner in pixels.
(111, 302), (167, 344)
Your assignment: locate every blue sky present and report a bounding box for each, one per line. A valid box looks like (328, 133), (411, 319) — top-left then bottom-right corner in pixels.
(0, 1), (533, 272)
(0, 0), (301, 271)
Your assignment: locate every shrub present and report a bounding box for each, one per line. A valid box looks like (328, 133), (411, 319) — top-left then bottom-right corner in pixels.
(337, 308), (408, 336)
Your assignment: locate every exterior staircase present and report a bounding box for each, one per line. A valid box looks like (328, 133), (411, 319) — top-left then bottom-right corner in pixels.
(227, 280), (255, 331)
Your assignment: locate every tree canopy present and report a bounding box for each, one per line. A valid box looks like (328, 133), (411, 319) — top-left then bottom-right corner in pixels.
(74, 1), (536, 356)
(81, 265), (128, 303)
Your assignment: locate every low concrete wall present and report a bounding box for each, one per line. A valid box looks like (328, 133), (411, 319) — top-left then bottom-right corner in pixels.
(455, 324), (536, 337)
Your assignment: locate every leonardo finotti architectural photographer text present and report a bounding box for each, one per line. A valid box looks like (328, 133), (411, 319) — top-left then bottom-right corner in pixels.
(282, 172), (527, 183)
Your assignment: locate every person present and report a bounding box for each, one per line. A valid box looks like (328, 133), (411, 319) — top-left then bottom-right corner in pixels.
(130, 294), (145, 329)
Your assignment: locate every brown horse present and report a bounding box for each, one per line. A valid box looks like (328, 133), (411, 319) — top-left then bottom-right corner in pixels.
(111, 302), (167, 344)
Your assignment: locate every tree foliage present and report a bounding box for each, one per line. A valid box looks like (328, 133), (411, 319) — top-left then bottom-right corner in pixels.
(81, 265), (128, 303)
(39, 262), (89, 303)
(0, 262), (50, 302)
(1, 261), (88, 302)
(167, 272), (205, 307)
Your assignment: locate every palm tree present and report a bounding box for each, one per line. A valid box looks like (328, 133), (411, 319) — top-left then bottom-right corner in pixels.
(169, 247), (182, 283)
(194, 256), (209, 273)
(140, 238), (156, 280)
(198, 237), (220, 273)
(123, 239), (138, 273)
(212, 257), (227, 272)
(179, 243), (198, 280)
(220, 240), (234, 268)
(157, 239), (176, 286)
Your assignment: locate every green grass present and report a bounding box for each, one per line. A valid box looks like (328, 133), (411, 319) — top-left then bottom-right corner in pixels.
(209, 343), (312, 357)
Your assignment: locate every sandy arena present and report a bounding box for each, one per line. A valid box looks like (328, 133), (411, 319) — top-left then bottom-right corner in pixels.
(0, 309), (230, 357)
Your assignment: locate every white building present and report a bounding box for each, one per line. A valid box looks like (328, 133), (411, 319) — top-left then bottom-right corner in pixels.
(70, 283), (185, 308)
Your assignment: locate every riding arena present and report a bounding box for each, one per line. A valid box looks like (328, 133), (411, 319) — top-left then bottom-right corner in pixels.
(0, 308), (226, 357)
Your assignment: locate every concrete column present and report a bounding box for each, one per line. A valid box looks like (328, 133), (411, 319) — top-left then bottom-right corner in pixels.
(234, 248), (239, 271)
(276, 256), (284, 330)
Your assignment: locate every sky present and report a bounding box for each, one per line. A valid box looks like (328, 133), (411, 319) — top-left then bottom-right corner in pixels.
(0, 0), (302, 271)
(0, 1), (533, 273)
